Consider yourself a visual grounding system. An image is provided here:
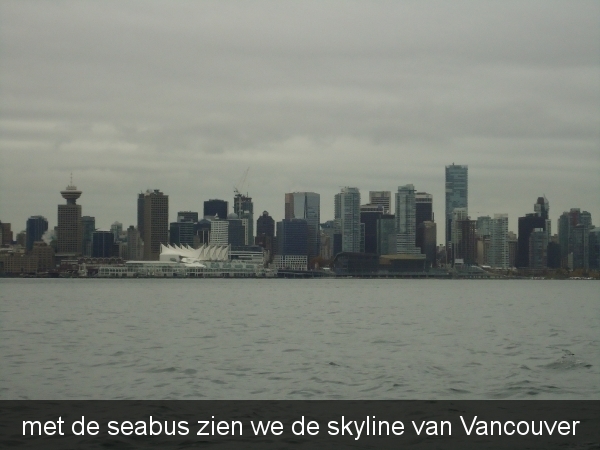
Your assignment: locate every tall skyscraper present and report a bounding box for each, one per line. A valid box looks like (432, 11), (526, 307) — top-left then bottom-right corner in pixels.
(335, 187), (361, 253)
(255, 211), (275, 261)
(169, 222), (195, 247)
(137, 193), (145, 238)
(275, 219), (309, 270)
(360, 204), (384, 254)
(415, 192), (433, 228)
(395, 184), (421, 254)
(233, 193), (253, 245)
(25, 216), (48, 252)
(516, 196), (551, 269)
(110, 221), (123, 242)
(285, 192), (320, 260)
(369, 191), (391, 214)
(417, 221), (437, 267)
(489, 213), (509, 269)
(57, 181), (83, 255)
(81, 216), (95, 257)
(141, 189), (169, 260)
(204, 199), (228, 220)
(445, 164), (468, 248)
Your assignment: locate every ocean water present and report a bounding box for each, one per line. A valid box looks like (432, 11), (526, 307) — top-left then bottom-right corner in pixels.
(0, 278), (598, 400)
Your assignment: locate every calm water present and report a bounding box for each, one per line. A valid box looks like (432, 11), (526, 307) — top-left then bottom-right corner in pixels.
(0, 279), (598, 400)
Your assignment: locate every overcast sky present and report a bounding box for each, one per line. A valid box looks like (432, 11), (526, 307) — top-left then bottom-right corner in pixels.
(1, 1), (598, 242)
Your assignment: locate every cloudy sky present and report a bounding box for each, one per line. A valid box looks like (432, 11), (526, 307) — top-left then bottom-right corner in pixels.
(1, 1), (598, 241)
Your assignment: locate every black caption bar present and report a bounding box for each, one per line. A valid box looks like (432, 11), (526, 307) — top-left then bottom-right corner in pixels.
(1, 400), (598, 449)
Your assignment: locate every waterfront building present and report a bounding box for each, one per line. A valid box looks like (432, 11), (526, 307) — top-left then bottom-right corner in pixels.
(141, 189), (169, 261)
(335, 187), (361, 253)
(369, 191), (391, 214)
(445, 164), (468, 250)
(275, 219), (309, 270)
(203, 199), (228, 220)
(57, 182), (83, 255)
(285, 192), (320, 260)
(395, 184), (421, 255)
(489, 214), (509, 269)
(31, 241), (55, 272)
(25, 216), (48, 252)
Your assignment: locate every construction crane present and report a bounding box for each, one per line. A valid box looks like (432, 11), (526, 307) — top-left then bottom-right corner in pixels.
(234, 167), (250, 197)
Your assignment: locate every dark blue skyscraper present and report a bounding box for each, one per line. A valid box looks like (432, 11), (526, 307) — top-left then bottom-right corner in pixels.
(25, 216), (48, 252)
(277, 219), (308, 256)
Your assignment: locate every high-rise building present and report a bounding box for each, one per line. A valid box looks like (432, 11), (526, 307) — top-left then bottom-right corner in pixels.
(558, 208), (592, 269)
(233, 194), (253, 245)
(571, 224), (590, 271)
(141, 189), (169, 260)
(204, 199), (228, 220)
(529, 228), (548, 269)
(81, 216), (95, 257)
(489, 214), (509, 269)
(455, 218), (477, 265)
(126, 225), (142, 260)
(275, 219), (308, 270)
(208, 219), (228, 246)
(369, 191), (391, 214)
(193, 219), (212, 247)
(335, 187), (361, 253)
(110, 221), (123, 242)
(360, 204), (384, 254)
(57, 182), (83, 255)
(285, 192), (320, 260)
(92, 231), (114, 258)
(227, 213), (247, 247)
(25, 216), (48, 252)
(589, 228), (600, 270)
(450, 208), (468, 264)
(177, 211), (199, 223)
(137, 193), (145, 238)
(256, 211), (275, 238)
(416, 221), (437, 267)
(376, 214), (396, 255)
(517, 197), (551, 268)
(0, 222), (13, 246)
(255, 211), (275, 261)
(395, 184), (421, 254)
(476, 216), (491, 238)
(415, 192), (433, 229)
(445, 164), (468, 249)
(169, 221), (195, 247)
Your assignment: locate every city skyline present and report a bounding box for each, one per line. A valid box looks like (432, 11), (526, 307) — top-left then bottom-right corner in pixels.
(0, 2), (598, 241)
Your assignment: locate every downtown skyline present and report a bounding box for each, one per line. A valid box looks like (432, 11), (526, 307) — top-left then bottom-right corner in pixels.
(0, 1), (598, 240)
